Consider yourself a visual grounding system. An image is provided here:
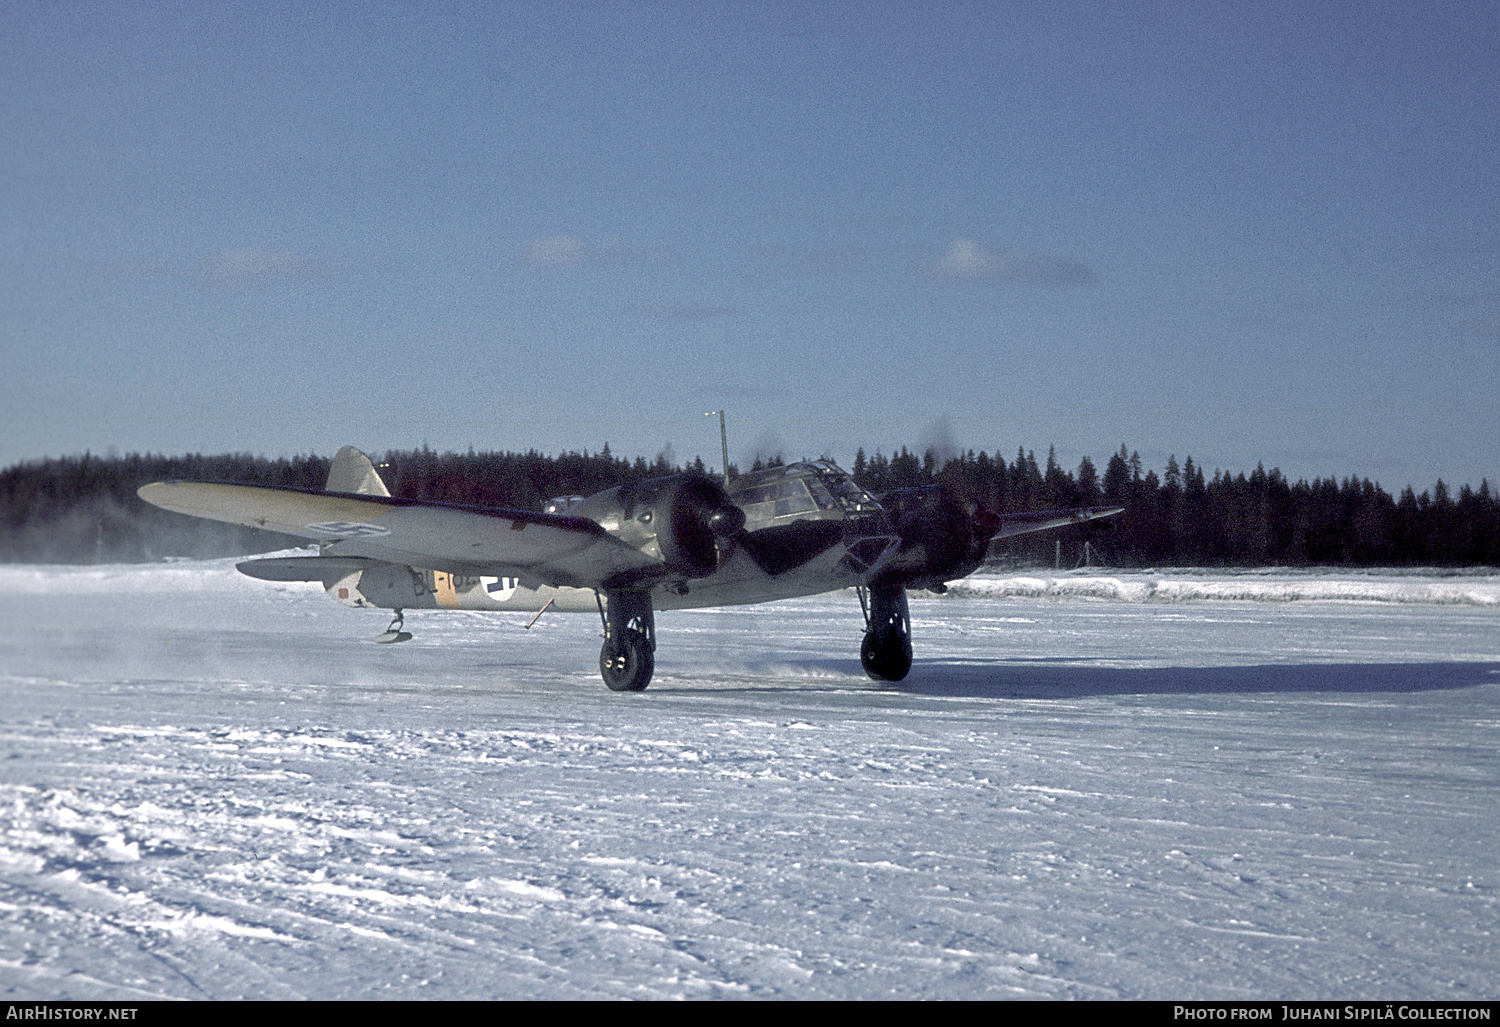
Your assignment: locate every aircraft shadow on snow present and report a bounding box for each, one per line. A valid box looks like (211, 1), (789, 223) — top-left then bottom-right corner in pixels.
(730, 658), (1500, 700)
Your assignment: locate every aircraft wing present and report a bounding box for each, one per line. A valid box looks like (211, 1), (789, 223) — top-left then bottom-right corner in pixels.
(137, 481), (661, 589)
(995, 506), (1123, 539)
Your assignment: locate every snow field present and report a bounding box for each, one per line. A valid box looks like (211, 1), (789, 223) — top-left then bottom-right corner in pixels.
(0, 561), (1497, 999)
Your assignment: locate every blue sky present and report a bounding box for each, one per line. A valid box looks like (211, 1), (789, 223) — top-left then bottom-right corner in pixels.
(4, 1), (1498, 491)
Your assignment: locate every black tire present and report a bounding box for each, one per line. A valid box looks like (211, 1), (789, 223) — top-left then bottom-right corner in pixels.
(600, 628), (654, 692)
(861, 630), (912, 682)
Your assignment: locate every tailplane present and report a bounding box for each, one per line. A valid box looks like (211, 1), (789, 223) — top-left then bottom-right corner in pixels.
(325, 446), (391, 496)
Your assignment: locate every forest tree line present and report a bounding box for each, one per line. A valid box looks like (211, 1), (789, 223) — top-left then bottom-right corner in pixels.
(1, 443), (1497, 567)
(857, 445), (1500, 567)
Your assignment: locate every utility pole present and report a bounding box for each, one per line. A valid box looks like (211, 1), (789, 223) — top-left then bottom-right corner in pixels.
(706, 410), (730, 488)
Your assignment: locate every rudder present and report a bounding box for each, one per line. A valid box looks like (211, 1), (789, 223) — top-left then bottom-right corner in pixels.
(325, 446), (391, 496)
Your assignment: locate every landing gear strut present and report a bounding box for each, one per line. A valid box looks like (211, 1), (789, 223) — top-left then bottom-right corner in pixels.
(598, 590), (655, 692)
(374, 609), (413, 644)
(858, 584), (912, 681)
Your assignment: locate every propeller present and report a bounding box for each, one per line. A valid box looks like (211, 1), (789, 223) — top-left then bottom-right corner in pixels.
(656, 474), (745, 577)
(876, 482), (999, 587)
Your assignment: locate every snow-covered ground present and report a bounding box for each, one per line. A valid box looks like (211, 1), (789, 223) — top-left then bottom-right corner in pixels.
(1, 560), (1497, 999)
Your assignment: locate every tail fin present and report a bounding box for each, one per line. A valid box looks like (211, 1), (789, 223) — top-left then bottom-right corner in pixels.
(325, 446), (391, 497)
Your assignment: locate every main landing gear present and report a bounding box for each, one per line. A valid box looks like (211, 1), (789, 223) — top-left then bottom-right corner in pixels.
(858, 583), (912, 681)
(598, 590), (655, 692)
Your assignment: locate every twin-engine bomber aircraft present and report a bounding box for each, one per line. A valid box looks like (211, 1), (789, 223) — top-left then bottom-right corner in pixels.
(139, 446), (1121, 692)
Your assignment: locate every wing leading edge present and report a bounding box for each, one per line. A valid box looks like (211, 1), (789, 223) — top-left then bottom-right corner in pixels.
(994, 506), (1124, 539)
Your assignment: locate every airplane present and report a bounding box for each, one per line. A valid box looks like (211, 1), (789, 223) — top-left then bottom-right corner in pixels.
(138, 446), (1122, 692)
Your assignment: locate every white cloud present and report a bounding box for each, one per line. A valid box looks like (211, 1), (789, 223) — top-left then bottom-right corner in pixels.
(195, 247), (328, 286)
(920, 238), (1096, 288)
(524, 235), (593, 267)
(1460, 317), (1500, 340)
(630, 302), (740, 322)
(524, 235), (675, 268)
(748, 243), (869, 274)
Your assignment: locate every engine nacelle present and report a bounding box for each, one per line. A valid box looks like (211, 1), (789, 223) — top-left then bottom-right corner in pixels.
(875, 483), (1001, 589)
(578, 473), (746, 578)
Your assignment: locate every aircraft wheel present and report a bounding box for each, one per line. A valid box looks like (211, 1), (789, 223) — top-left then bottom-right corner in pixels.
(600, 628), (654, 692)
(861, 630), (912, 682)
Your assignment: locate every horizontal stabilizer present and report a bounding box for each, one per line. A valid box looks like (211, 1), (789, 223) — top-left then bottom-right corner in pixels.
(237, 555), (385, 584)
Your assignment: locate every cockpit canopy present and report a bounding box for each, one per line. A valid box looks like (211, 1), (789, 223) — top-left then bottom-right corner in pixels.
(729, 460), (882, 528)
